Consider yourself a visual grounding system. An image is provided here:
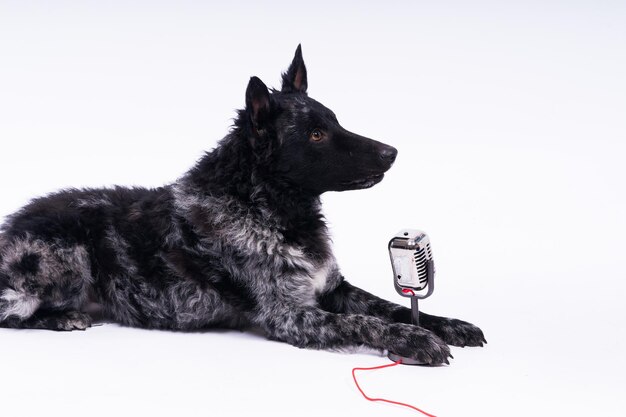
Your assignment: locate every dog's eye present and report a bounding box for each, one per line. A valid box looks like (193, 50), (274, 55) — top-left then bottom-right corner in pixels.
(310, 129), (324, 142)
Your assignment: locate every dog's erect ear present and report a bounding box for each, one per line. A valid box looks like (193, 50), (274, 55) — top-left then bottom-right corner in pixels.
(245, 76), (271, 133)
(281, 44), (308, 94)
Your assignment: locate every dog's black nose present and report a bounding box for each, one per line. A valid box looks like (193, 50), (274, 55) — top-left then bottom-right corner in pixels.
(379, 146), (398, 165)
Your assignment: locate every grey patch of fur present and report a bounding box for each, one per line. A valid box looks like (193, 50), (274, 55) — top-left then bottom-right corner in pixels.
(0, 289), (40, 320)
(75, 195), (113, 208)
(0, 236), (92, 319)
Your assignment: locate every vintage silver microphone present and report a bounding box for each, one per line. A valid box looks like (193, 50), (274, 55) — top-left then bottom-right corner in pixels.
(388, 229), (435, 365)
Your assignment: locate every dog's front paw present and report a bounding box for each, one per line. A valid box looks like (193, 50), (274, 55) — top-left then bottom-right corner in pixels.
(425, 317), (486, 347)
(385, 323), (452, 365)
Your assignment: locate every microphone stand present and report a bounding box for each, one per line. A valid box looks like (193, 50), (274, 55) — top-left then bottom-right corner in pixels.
(411, 296), (419, 326)
(388, 259), (434, 365)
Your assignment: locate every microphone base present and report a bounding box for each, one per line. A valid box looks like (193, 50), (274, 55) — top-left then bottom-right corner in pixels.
(388, 351), (431, 366)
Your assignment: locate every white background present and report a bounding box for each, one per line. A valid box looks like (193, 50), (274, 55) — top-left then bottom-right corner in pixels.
(1, 1), (625, 416)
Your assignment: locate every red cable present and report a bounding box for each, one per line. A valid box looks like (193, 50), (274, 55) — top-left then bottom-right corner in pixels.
(352, 360), (437, 417)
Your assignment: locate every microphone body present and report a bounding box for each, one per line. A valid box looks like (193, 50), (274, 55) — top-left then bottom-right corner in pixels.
(389, 229), (435, 300)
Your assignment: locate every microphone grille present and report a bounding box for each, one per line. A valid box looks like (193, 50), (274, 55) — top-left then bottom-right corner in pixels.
(389, 230), (435, 296)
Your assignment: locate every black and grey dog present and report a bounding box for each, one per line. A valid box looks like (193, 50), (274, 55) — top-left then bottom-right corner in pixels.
(0, 46), (485, 365)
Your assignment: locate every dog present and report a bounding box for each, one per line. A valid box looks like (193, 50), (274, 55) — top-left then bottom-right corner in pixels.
(0, 45), (485, 365)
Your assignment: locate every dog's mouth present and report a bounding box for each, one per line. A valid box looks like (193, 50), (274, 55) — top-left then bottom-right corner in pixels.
(341, 173), (385, 190)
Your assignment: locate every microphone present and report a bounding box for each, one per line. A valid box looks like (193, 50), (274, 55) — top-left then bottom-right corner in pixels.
(388, 229), (436, 365)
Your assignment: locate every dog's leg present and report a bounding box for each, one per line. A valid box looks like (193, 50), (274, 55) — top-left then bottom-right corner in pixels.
(254, 303), (452, 365)
(318, 279), (486, 347)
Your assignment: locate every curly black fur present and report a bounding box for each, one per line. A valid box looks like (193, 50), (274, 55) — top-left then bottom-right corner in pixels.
(0, 45), (485, 364)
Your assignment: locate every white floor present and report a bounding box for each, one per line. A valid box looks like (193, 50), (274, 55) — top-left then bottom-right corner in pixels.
(1, 2), (625, 416)
(0, 291), (623, 417)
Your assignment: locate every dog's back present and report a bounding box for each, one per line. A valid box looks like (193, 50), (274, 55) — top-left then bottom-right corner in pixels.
(0, 187), (180, 329)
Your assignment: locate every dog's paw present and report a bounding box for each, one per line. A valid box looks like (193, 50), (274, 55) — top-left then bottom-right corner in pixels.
(385, 323), (452, 365)
(425, 317), (486, 347)
(45, 311), (93, 331)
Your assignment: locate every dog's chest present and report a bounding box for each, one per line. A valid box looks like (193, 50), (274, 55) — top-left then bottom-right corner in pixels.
(197, 201), (336, 303)
(271, 242), (336, 305)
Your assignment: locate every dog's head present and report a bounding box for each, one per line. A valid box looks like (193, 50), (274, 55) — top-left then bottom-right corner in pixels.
(244, 45), (397, 195)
